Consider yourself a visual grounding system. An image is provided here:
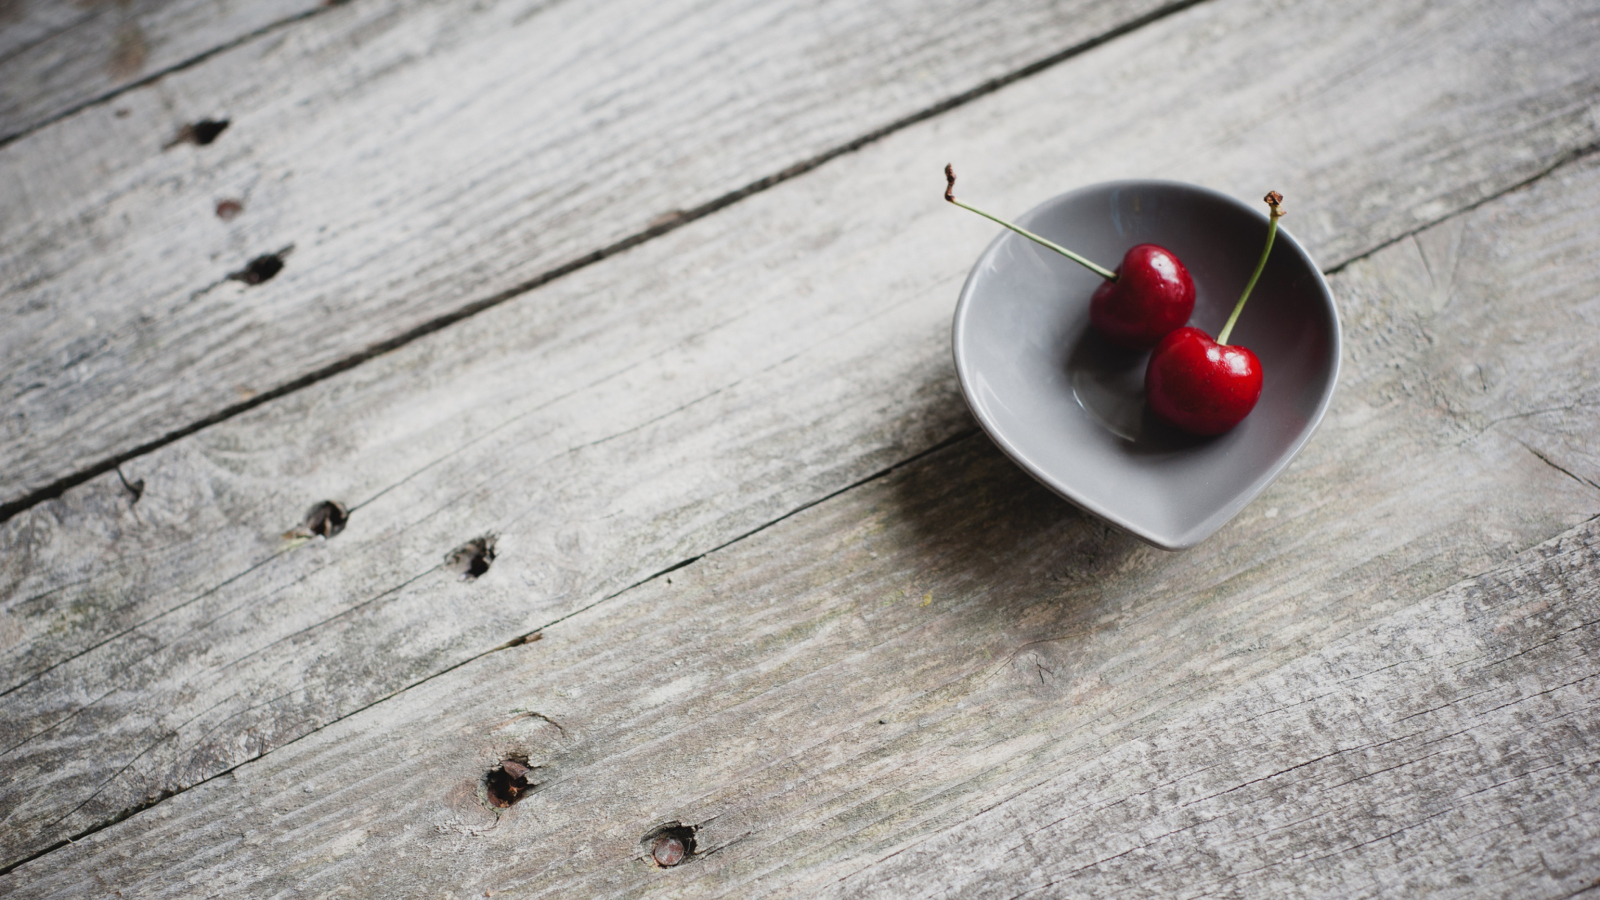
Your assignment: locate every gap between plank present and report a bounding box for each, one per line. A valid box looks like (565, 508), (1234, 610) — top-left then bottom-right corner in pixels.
(1321, 140), (1600, 278)
(6, 133), (1597, 869)
(0, 0), (1212, 526)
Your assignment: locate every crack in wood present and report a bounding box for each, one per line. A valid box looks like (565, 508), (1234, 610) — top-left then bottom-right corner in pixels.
(1518, 440), (1600, 494)
(0, 548), (292, 702)
(1323, 139), (1600, 279)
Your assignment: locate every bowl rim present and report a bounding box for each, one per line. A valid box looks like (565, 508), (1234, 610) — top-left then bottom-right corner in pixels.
(950, 178), (1342, 550)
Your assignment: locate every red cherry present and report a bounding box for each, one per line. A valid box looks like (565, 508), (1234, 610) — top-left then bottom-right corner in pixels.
(943, 167), (1194, 348)
(1145, 190), (1287, 436)
(1088, 244), (1194, 349)
(1144, 327), (1262, 435)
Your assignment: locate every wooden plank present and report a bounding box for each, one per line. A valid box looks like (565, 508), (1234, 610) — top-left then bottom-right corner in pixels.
(824, 519), (1600, 899)
(0, 0), (323, 143)
(3, 0), (1600, 872)
(4, 223), (1597, 892)
(0, 0), (1190, 509)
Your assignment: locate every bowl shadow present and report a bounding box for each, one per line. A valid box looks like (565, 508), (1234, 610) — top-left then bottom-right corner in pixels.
(880, 382), (1150, 600)
(838, 359), (1201, 698)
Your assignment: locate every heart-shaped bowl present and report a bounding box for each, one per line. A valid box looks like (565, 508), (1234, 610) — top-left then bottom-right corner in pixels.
(952, 180), (1340, 550)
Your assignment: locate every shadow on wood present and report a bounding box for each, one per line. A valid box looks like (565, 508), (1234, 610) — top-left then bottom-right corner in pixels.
(879, 404), (1154, 694)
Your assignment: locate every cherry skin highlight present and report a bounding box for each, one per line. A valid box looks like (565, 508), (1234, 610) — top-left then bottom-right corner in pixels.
(1144, 327), (1263, 436)
(1089, 244), (1195, 350)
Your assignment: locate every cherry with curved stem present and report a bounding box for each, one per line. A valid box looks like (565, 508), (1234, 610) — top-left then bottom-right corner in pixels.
(945, 165), (1194, 349)
(1144, 191), (1284, 436)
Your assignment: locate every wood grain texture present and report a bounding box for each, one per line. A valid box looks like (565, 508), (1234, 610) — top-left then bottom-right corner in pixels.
(4, 0), (1600, 872)
(4, 267), (1596, 894)
(0, 0), (1189, 508)
(823, 518), (1600, 900)
(0, 0), (323, 143)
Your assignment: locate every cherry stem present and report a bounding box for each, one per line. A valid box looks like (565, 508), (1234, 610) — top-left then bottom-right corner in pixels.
(1217, 191), (1284, 346)
(944, 165), (1118, 282)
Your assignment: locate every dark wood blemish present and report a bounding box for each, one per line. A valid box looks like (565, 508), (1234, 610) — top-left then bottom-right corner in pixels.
(215, 199), (244, 221)
(485, 758), (537, 808)
(189, 118), (229, 145)
(107, 23), (148, 79)
(283, 500), (348, 540)
(165, 118), (230, 149)
(446, 535), (496, 581)
(229, 252), (285, 285)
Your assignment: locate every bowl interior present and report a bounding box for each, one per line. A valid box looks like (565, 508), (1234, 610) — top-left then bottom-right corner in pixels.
(952, 180), (1340, 549)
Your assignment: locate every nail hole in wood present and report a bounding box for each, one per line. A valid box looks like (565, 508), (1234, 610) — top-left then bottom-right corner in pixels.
(188, 118), (229, 145)
(284, 500), (347, 540)
(215, 199), (243, 220)
(485, 757), (538, 808)
(229, 252), (284, 285)
(166, 118), (229, 148)
(446, 535), (496, 581)
(643, 822), (696, 868)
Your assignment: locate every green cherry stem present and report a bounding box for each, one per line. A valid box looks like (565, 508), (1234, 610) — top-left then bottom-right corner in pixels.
(1217, 190), (1285, 346)
(944, 164), (1118, 282)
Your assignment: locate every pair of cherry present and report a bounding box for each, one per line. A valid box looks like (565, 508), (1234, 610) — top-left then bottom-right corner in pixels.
(1093, 231), (1273, 437)
(946, 166), (1283, 436)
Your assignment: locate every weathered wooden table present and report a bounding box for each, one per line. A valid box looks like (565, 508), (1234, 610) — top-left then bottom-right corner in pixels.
(3, 0), (1598, 895)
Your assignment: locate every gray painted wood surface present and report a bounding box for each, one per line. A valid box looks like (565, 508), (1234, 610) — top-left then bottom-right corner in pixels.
(0, 0), (1190, 508)
(3, 0), (1599, 893)
(7, 164), (1599, 889)
(5, 0), (1599, 872)
(826, 517), (1600, 900)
